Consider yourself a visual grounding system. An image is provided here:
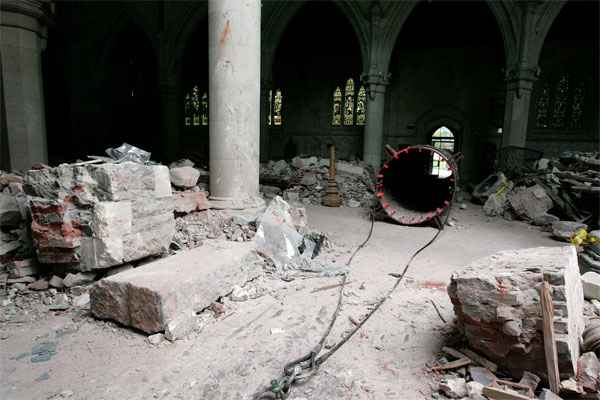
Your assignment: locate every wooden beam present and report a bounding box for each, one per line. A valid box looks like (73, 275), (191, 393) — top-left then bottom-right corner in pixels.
(482, 386), (531, 400)
(432, 357), (471, 371)
(541, 281), (561, 394)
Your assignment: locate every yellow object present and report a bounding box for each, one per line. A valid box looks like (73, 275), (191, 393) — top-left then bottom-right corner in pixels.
(570, 229), (599, 246)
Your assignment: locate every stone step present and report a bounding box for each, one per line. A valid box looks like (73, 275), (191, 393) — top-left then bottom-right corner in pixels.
(90, 241), (260, 336)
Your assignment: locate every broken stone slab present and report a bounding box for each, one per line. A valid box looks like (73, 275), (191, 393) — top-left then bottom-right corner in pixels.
(63, 272), (96, 288)
(577, 352), (600, 392)
(28, 279), (49, 291)
(552, 221), (588, 241)
(49, 275), (64, 289)
(582, 272), (600, 300)
(508, 184), (553, 221)
(468, 366), (496, 386)
(448, 246), (584, 379)
(169, 166), (200, 188)
(173, 191), (209, 213)
(90, 241), (260, 335)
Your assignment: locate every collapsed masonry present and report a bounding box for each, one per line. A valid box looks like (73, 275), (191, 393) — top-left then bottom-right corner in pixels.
(448, 246), (584, 380)
(25, 162), (175, 271)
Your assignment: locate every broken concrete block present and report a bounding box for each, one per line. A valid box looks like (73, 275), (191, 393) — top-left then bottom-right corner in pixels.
(508, 184), (553, 220)
(90, 241), (259, 334)
(448, 246), (584, 379)
(49, 275), (64, 289)
(173, 191), (209, 213)
(0, 193), (22, 227)
(7, 259), (39, 278)
(466, 381), (485, 400)
(582, 272), (600, 300)
(147, 333), (164, 346)
(63, 272), (96, 288)
(439, 377), (467, 398)
(169, 166), (200, 188)
(28, 279), (49, 291)
(577, 352), (600, 392)
(552, 221), (588, 241)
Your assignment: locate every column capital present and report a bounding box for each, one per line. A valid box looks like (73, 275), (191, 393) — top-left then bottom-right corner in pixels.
(505, 65), (540, 97)
(361, 72), (391, 86)
(1, 0), (52, 23)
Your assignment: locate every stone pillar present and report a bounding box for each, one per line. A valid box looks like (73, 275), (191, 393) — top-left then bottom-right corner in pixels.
(0, 0), (49, 171)
(501, 66), (538, 148)
(362, 73), (390, 168)
(208, 0), (263, 209)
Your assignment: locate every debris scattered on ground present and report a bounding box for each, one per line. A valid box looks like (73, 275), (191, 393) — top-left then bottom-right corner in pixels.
(260, 157), (374, 207)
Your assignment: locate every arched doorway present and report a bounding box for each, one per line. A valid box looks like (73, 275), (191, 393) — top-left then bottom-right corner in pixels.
(271, 1), (363, 160)
(386, 0), (504, 182)
(105, 24), (160, 159)
(430, 126), (455, 178)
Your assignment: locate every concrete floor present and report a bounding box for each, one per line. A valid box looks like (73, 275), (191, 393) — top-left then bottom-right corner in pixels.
(0, 204), (565, 400)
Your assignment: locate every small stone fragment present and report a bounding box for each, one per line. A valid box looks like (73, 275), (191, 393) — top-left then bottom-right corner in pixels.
(63, 272), (96, 288)
(230, 285), (249, 302)
(466, 381), (486, 400)
(438, 378), (467, 399)
(582, 272), (600, 300)
(72, 293), (90, 308)
(170, 166), (200, 188)
(49, 275), (64, 289)
(28, 279), (49, 291)
(577, 352), (600, 392)
(147, 333), (164, 346)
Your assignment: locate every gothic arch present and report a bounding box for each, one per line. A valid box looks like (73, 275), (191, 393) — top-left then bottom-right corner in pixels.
(382, 0), (511, 74)
(262, 0), (369, 77)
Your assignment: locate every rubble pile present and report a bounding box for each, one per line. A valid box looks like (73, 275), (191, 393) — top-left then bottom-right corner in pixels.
(480, 151), (599, 231)
(0, 171), (35, 269)
(260, 157), (374, 207)
(172, 210), (257, 251)
(25, 161), (175, 271)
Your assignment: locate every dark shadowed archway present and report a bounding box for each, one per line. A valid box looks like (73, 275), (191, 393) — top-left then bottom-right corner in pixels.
(104, 24), (161, 159)
(271, 1), (364, 160)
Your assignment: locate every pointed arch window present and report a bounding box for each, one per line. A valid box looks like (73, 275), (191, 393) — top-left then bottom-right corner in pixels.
(551, 74), (569, 129)
(343, 78), (355, 126)
(201, 92), (208, 126)
(192, 86), (200, 126)
(535, 83), (550, 129)
(332, 79), (366, 126)
(431, 126), (455, 178)
(332, 87), (342, 126)
(184, 94), (192, 126)
(183, 86), (208, 127)
(267, 89), (283, 126)
(356, 86), (367, 125)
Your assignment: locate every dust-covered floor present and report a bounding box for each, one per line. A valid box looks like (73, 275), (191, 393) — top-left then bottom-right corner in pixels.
(1, 204), (564, 400)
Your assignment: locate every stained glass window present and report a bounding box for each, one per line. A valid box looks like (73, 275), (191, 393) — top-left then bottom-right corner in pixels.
(356, 86), (367, 125)
(551, 74), (569, 129)
(268, 90), (272, 126)
(273, 90), (282, 126)
(192, 85), (200, 126)
(536, 83), (550, 128)
(201, 92), (208, 126)
(431, 126), (454, 178)
(184, 93), (192, 126)
(332, 87), (342, 126)
(569, 82), (584, 129)
(343, 79), (355, 126)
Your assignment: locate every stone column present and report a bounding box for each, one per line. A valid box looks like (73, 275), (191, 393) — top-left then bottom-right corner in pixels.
(501, 66), (539, 148)
(0, 0), (49, 171)
(208, 0), (263, 209)
(362, 73), (390, 168)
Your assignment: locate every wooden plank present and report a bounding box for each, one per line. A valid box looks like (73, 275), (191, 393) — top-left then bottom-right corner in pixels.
(432, 357), (471, 371)
(460, 347), (498, 373)
(541, 281), (561, 394)
(482, 386), (531, 400)
(441, 346), (468, 360)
